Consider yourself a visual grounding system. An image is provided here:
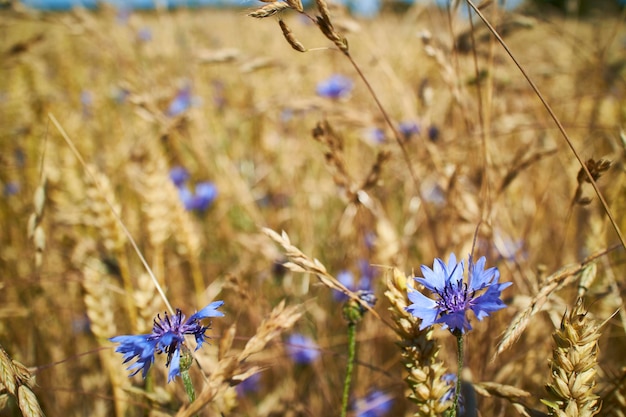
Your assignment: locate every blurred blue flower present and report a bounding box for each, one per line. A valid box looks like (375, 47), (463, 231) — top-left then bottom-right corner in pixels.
(193, 181), (218, 211)
(110, 301), (224, 382)
(167, 84), (192, 117)
(3, 181), (20, 197)
(334, 260), (376, 302)
(137, 27), (152, 42)
(169, 166), (190, 187)
(177, 186), (195, 210)
(398, 121), (421, 140)
(236, 372), (262, 396)
(428, 124), (440, 142)
(316, 74), (353, 99)
(286, 333), (320, 365)
(354, 390), (394, 417)
(173, 173), (217, 212)
(115, 6), (131, 24)
(406, 253), (511, 334)
(365, 127), (385, 144)
(81, 90), (93, 117)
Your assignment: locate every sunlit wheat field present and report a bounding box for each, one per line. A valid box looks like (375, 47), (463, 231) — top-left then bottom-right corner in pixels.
(1, 1), (626, 416)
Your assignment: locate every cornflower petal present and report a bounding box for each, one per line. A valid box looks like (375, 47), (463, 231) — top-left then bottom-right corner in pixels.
(192, 301), (225, 320)
(168, 348), (181, 382)
(468, 256), (498, 291)
(406, 290), (439, 330)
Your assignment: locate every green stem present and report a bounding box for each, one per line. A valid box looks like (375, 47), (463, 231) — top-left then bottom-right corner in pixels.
(453, 332), (464, 417)
(181, 369), (196, 404)
(341, 322), (357, 417)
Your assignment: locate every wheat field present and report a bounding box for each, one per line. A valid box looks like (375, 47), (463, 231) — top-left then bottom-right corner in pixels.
(1, 1), (626, 416)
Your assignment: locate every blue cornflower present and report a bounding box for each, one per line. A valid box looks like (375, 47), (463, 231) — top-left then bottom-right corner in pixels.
(286, 333), (320, 365)
(316, 74), (353, 99)
(354, 390), (394, 417)
(406, 253), (511, 334)
(110, 301), (224, 382)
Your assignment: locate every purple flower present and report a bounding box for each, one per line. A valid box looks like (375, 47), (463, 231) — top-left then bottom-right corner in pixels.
(169, 166), (190, 187)
(286, 334), (320, 365)
(354, 390), (394, 417)
(110, 301), (224, 382)
(316, 74), (353, 99)
(167, 84), (192, 117)
(406, 254), (511, 334)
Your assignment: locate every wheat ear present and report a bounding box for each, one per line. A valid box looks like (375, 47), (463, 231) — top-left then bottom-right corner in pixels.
(81, 257), (129, 417)
(385, 268), (451, 415)
(0, 343), (45, 417)
(175, 300), (303, 417)
(496, 246), (614, 357)
(543, 298), (602, 417)
(83, 165), (137, 330)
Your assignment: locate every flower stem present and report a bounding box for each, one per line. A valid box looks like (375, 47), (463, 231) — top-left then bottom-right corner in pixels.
(341, 322), (357, 417)
(453, 332), (464, 416)
(181, 369), (196, 404)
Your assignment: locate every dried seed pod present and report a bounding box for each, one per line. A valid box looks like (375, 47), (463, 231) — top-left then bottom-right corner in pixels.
(248, 2), (291, 18)
(279, 19), (306, 52)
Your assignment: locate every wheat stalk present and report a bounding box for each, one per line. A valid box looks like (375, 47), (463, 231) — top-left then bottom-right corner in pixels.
(384, 267), (451, 416)
(543, 298), (602, 417)
(80, 256), (129, 417)
(175, 300), (303, 417)
(0, 343), (45, 417)
(83, 165), (137, 330)
(496, 246), (614, 357)
(262, 227), (381, 320)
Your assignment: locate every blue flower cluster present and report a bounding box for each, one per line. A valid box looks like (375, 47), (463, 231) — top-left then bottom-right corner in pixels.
(110, 301), (224, 382)
(406, 253), (511, 334)
(169, 166), (218, 212)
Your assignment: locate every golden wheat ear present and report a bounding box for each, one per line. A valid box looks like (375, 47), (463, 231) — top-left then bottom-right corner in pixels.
(48, 113), (174, 315)
(542, 298), (602, 416)
(0, 343), (45, 417)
